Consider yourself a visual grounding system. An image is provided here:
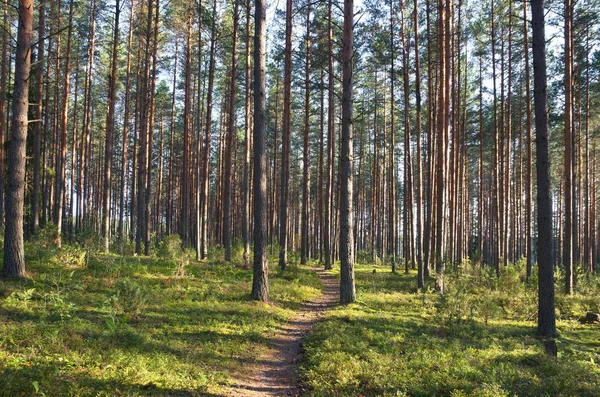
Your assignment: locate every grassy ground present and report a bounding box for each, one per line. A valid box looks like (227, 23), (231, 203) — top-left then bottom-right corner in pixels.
(0, 232), (321, 396)
(301, 260), (600, 397)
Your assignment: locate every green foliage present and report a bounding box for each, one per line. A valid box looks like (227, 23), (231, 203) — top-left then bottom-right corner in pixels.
(158, 234), (189, 276)
(0, 244), (321, 396)
(301, 263), (600, 397)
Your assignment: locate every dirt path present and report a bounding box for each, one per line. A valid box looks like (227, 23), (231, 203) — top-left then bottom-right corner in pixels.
(226, 268), (338, 396)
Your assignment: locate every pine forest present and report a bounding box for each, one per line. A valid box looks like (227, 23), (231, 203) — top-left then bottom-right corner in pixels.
(1, 0), (600, 395)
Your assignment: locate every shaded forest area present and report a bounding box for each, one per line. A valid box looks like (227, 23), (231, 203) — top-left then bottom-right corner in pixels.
(1, 0), (600, 394)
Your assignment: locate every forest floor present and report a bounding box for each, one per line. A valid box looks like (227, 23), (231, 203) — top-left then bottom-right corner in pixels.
(2, 231), (600, 396)
(226, 268), (338, 396)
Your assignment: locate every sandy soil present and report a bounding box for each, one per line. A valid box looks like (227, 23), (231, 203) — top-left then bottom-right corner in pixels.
(225, 268), (338, 396)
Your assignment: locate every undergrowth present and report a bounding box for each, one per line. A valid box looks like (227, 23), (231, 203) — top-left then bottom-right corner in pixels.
(0, 232), (321, 396)
(301, 259), (600, 397)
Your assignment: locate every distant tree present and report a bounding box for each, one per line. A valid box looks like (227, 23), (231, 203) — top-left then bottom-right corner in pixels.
(279, 0), (292, 271)
(223, 0), (239, 262)
(103, 0), (121, 252)
(54, 0), (74, 248)
(31, 0), (44, 235)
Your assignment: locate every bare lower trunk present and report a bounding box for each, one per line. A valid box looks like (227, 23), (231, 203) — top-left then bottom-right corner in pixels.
(340, 0), (356, 304)
(3, 0), (33, 277)
(531, 0), (557, 341)
(252, 0), (269, 302)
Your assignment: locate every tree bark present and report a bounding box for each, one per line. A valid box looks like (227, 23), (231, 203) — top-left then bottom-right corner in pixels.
(252, 0), (269, 302)
(31, 0), (44, 234)
(531, 0), (557, 341)
(279, 0), (292, 271)
(223, 0), (239, 262)
(3, 0), (33, 277)
(523, 0), (533, 280)
(563, 0), (574, 295)
(242, 0), (251, 268)
(118, 3), (135, 241)
(103, 0), (121, 252)
(340, 0), (356, 304)
(54, 0), (74, 247)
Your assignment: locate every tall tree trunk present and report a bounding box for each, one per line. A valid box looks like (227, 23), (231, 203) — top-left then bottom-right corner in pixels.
(324, 0), (335, 270)
(144, 0), (160, 255)
(31, 0), (44, 234)
(182, 10), (193, 247)
(279, 0), (292, 271)
(223, 0), (239, 262)
(435, 0), (448, 293)
(340, 0), (356, 304)
(3, 0), (33, 277)
(55, 0), (74, 247)
(242, 0), (251, 267)
(401, 1), (413, 274)
(531, 0), (557, 344)
(118, 3), (135, 241)
(199, 0), (217, 259)
(413, 0), (424, 289)
(103, 0), (121, 252)
(301, 2), (311, 265)
(80, 0), (97, 231)
(563, 0), (574, 295)
(136, 0), (154, 255)
(523, 0), (533, 280)
(251, 0), (268, 301)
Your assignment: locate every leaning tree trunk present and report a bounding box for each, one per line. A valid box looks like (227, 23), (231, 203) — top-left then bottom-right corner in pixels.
(3, 0), (33, 277)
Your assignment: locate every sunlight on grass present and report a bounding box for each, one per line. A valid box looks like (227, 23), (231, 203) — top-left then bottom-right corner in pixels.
(0, 235), (320, 396)
(301, 261), (600, 397)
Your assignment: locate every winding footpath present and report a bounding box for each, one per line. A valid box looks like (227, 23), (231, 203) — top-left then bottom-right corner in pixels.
(226, 268), (338, 396)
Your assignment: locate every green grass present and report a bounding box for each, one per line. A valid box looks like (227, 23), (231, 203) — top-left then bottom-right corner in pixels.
(301, 261), (600, 397)
(0, 234), (321, 396)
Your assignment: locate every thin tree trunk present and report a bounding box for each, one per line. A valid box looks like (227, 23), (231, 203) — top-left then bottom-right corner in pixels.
(199, 0), (217, 259)
(118, 3), (135, 241)
(55, 0), (74, 247)
(223, 0), (239, 261)
(523, 0), (533, 280)
(242, 0), (251, 267)
(31, 0), (44, 233)
(103, 0), (121, 252)
(279, 0), (292, 271)
(563, 0), (574, 295)
(182, 10), (193, 247)
(301, 2), (311, 265)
